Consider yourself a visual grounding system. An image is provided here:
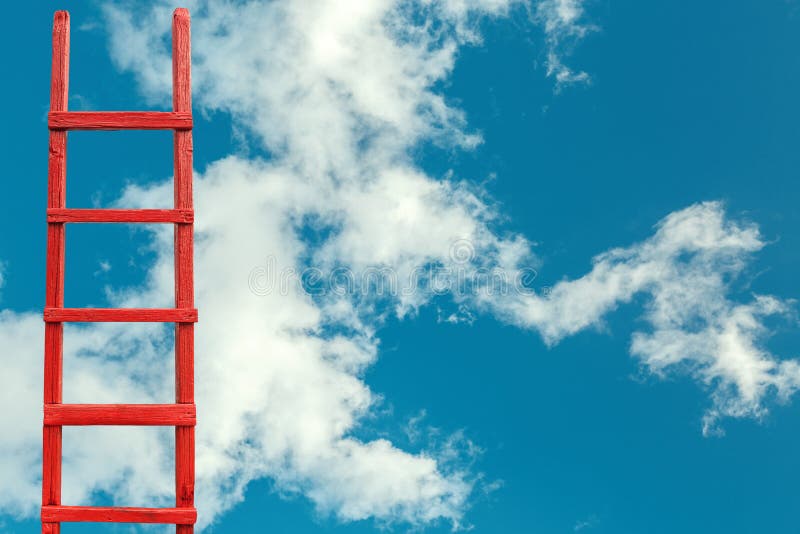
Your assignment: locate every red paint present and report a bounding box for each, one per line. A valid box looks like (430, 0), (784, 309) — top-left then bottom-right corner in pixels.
(49, 111), (192, 130)
(47, 208), (193, 223)
(42, 9), (196, 532)
(43, 11), (69, 534)
(42, 506), (197, 524)
(44, 308), (198, 323)
(44, 404), (196, 426)
(173, 12), (196, 534)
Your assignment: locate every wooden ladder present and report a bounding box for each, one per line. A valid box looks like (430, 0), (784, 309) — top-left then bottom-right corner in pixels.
(42, 8), (197, 533)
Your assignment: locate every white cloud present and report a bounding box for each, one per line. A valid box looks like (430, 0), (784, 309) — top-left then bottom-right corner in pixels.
(534, 0), (595, 89)
(0, 1), (522, 529)
(0, 311), (43, 517)
(0, 1), (797, 532)
(483, 201), (800, 435)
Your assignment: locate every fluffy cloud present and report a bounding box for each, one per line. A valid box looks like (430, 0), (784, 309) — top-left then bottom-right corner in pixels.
(0, 1), (527, 529)
(0, 0), (797, 532)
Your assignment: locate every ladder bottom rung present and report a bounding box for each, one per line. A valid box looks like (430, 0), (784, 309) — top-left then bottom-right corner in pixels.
(44, 404), (196, 426)
(44, 308), (198, 323)
(41, 506), (197, 524)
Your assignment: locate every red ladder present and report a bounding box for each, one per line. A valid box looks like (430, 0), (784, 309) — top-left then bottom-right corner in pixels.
(42, 9), (197, 533)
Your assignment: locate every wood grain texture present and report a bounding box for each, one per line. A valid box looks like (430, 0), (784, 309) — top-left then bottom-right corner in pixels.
(44, 404), (196, 426)
(41, 506), (197, 525)
(42, 8), (197, 533)
(44, 308), (198, 323)
(173, 9), (196, 534)
(47, 208), (193, 224)
(44, 12), (69, 534)
(48, 111), (192, 131)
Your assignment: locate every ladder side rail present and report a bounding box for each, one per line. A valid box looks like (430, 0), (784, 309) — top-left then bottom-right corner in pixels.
(172, 9), (196, 534)
(43, 10), (69, 534)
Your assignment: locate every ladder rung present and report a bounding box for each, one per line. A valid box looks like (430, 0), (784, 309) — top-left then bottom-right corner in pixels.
(47, 208), (193, 223)
(41, 506), (197, 524)
(44, 404), (196, 426)
(44, 308), (198, 323)
(48, 111), (192, 130)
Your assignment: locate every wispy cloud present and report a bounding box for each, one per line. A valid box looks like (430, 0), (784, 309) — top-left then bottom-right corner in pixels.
(94, 260), (112, 277)
(534, 0), (596, 89)
(484, 202), (800, 435)
(574, 514), (599, 531)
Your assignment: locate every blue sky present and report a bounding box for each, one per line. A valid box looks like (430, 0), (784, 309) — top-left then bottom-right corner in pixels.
(1, 1), (800, 533)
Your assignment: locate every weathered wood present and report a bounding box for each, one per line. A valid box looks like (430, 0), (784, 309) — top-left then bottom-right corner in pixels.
(44, 308), (198, 323)
(47, 208), (193, 224)
(44, 404), (196, 426)
(48, 111), (192, 131)
(173, 9), (196, 534)
(42, 9), (197, 533)
(41, 506), (197, 525)
(44, 12), (69, 534)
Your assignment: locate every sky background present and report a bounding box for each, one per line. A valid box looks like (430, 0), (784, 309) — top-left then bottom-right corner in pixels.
(1, 1), (800, 533)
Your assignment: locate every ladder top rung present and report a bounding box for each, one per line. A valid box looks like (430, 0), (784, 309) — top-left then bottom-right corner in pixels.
(44, 308), (198, 323)
(48, 111), (192, 131)
(41, 506), (197, 525)
(44, 403), (196, 426)
(47, 208), (193, 224)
